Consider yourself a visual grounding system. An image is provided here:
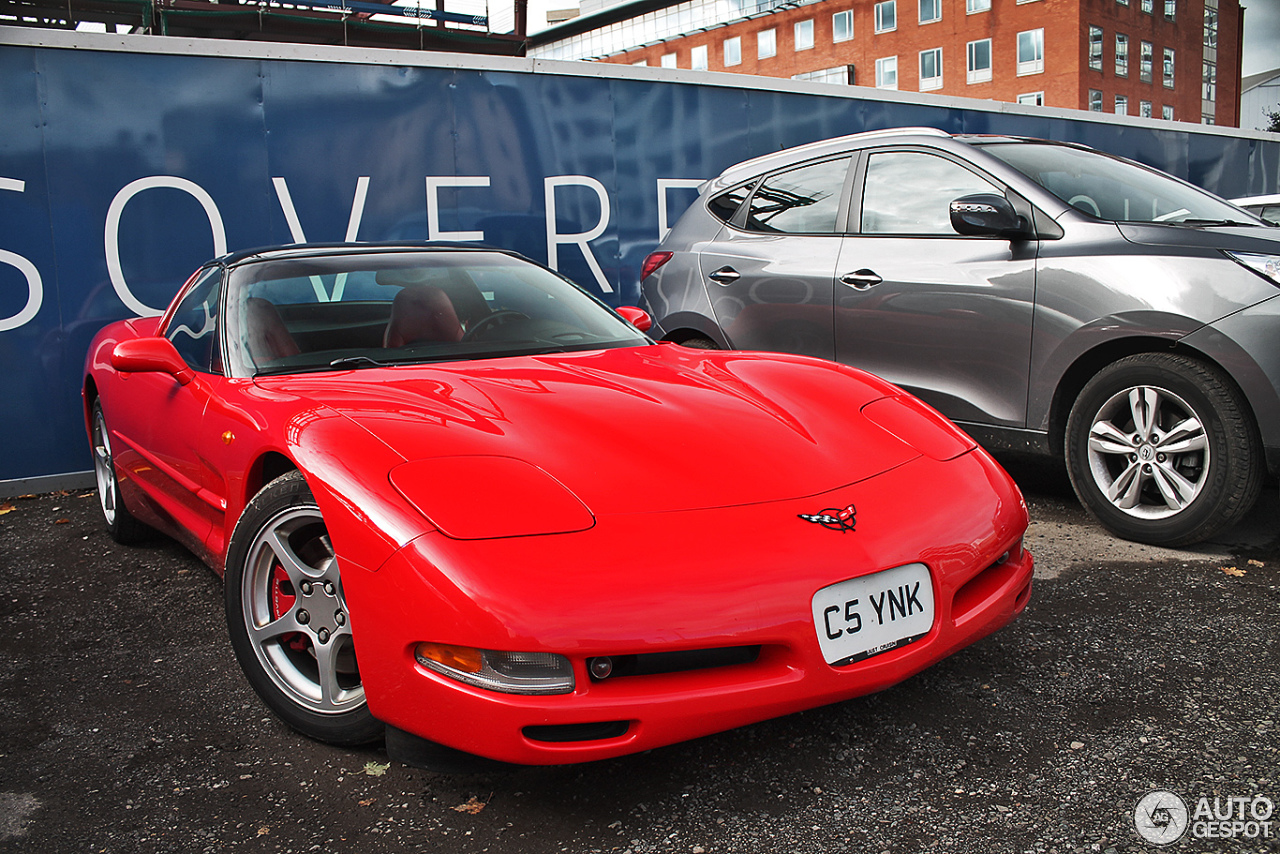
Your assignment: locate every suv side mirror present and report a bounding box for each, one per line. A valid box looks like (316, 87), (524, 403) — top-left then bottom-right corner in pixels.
(949, 193), (1028, 238)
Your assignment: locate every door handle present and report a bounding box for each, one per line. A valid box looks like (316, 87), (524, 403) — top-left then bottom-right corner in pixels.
(839, 269), (883, 290)
(707, 266), (741, 285)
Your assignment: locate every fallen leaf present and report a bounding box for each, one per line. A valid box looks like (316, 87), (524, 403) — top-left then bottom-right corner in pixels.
(1220, 566), (1246, 577)
(452, 795), (489, 814)
(358, 798), (375, 806)
(55, 518), (70, 525)
(1247, 559), (1264, 568)
(0, 503), (14, 515)
(256, 826), (270, 837)
(363, 761), (390, 777)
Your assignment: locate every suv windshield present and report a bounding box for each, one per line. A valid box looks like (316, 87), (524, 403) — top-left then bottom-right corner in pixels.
(977, 141), (1261, 225)
(222, 251), (647, 377)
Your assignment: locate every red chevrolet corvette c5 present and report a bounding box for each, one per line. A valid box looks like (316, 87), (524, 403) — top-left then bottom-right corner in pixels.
(83, 242), (1033, 768)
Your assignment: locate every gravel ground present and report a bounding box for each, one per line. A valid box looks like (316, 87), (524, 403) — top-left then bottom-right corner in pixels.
(0, 458), (1276, 854)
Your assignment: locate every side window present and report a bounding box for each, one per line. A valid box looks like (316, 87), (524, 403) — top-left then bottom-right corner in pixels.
(165, 267), (222, 373)
(860, 151), (998, 234)
(708, 184), (753, 223)
(743, 157), (851, 234)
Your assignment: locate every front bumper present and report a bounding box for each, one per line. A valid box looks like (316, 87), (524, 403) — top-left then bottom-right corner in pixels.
(341, 450), (1033, 766)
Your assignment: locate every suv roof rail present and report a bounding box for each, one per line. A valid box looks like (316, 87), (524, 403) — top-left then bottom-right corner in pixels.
(716, 127), (951, 183)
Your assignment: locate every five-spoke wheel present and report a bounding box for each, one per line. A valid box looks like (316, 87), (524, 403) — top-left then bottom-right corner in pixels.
(1065, 353), (1261, 547)
(225, 471), (381, 745)
(90, 400), (148, 543)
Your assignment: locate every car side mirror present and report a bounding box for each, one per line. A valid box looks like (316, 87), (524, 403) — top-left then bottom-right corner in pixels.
(949, 193), (1028, 238)
(111, 337), (195, 385)
(615, 305), (653, 332)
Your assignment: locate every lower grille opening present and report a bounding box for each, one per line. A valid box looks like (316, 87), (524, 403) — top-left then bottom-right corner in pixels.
(522, 721), (630, 743)
(953, 551), (1021, 625)
(589, 645), (761, 681)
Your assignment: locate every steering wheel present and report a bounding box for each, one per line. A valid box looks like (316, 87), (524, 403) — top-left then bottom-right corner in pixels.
(1068, 194), (1101, 217)
(463, 310), (528, 341)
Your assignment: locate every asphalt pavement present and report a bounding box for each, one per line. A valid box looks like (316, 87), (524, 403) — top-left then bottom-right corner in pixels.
(1, 457), (1276, 854)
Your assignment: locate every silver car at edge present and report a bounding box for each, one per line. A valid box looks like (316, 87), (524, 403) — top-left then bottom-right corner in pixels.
(640, 127), (1280, 547)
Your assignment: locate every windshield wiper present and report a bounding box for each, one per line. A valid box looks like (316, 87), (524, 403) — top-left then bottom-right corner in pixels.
(328, 355), (394, 369)
(1173, 218), (1257, 227)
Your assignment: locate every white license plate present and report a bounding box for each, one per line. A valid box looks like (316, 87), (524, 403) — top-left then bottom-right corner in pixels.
(811, 563), (934, 666)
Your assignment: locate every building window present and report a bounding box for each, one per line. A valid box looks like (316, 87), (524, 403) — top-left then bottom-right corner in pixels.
(833, 11), (853, 42)
(794, 66), (855, 84)
(1115, 34), (1129, 77)
(875, 1), (896, 33)
(1164, 0), (1175, 19)
(1117, 0), (1127, 5)
(1089, 89), (1103, 111)
(919, 47), (943, 89)
(758, 28), (776, 59)
(967, 0), (990, 12)
(1163, 48), (1175, 88)
(1141, 0), (1152, 13)
(876, 55), (898, 89)
(1162, 104), (1174, 120)
(795, 19), (815, 51)
(1017, 91), (1045, 106)
(1089, 27), (1103, 70)
(1140, 41), (1153, 82)
(724, 36), (741, 67)
(1140, 100), (1152, 117)
(1203, 114), (1215, 125)
(661, 52), (677, 68)
(1202, 60), (1216, 101)
(691, 44), (708, 71)
(1017, 29), (1044, 75)
(1115, 94), (1128, 114)
(967, 39), (992, 83)
(919, 0), (941, 24)
(1204, 7), (1217, 47)
(632, 59), (648, 66)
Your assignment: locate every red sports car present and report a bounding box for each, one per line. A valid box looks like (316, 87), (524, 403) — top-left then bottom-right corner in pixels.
(83, 243), (1033, 768)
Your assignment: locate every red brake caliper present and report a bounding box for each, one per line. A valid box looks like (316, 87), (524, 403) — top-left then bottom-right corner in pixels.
(270, 563), (309, 652)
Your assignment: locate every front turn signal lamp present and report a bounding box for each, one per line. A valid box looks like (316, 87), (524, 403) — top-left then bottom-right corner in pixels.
(414, 642), (575, 695)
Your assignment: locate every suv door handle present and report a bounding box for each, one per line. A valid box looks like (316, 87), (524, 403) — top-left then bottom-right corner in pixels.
(839, 269), (883, 290)
(707, 266), (741, 285)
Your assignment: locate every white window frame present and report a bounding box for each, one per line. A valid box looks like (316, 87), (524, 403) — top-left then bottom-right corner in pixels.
(1089, 89), (1103, 111)
(1115, 94), (1128, 115)
(691, 44), (708, 71)
(1017, 29), (1044, 76)
(1162, 104), (1174, 120)
(795, 19), (815, 51)
(1139, 40), (1153, 82)
(758, 28), (777, 59)
(875, 55), (898, 89)
(1140, 100), (1153, 117)
(1115, 34), (1129, 77)
(660, 52), (677, 68)
(966, 0), (990, 11)
(1163, 48), (1175, 88)
(875, 0), (896, 33)
(724, 36), (741, 67)
(919, 47), (943, 90)
(1088, 26), (1103, 70)
(1017, 91), (1045, 106)
(832, 10), (853, 42)
(967, 38), (992, 83)
(919, 0), (940, 24)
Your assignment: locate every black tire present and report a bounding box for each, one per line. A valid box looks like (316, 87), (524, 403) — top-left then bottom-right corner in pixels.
(675, 336), (719, 350)
(225, 471), (382, 746)
(90, 400), (150, 544)
(1064, 353), (1262, 547)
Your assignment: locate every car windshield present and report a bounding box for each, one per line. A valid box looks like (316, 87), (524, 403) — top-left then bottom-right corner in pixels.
(222, 250), (648, 377)
(977, 142), (1263, 226)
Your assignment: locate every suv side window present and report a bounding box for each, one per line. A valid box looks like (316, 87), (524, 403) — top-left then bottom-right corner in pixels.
(743, 157), (852, 234)
(165, 267), (222, 373)
(860, 150), (998, 234)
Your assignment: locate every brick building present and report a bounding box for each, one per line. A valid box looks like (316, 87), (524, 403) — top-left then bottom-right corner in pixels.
(528, 0), (1243, 125)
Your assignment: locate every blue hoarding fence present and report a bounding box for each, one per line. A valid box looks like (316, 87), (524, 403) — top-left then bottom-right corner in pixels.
(1, 26), (1278, 491)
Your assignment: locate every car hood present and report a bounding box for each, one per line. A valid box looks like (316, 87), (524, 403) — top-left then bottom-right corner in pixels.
(261, 345), (936, 519)
(1117, 222), (1280, 253)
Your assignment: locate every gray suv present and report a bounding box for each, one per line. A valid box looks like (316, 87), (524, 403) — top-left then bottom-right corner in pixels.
(640, 127), (1280, 546)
